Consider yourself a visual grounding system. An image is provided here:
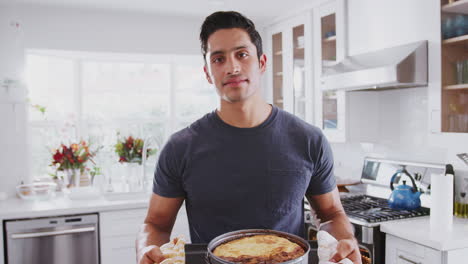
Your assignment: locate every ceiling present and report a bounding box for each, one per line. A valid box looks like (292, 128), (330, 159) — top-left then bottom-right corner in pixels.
(2, 0), (322, 26)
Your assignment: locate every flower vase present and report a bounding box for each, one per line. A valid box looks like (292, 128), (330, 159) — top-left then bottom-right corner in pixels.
(122, 163), (143, 192)
(53, 177), (65, 192)
(65, 168), (82, 188)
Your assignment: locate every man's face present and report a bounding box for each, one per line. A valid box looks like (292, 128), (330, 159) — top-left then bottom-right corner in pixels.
(203, 28), (267, 103)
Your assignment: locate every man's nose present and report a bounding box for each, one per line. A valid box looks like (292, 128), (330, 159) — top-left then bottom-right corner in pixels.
(226, 57), (240, 75)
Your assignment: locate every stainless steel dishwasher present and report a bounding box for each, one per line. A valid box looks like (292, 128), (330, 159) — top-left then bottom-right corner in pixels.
(5, 213), (99, 264)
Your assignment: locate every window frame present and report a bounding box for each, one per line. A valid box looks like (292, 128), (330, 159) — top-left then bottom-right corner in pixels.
(26, 49), (216, 178)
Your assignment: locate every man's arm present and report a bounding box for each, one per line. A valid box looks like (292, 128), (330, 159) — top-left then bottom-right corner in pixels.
(306, 187), (362, 263)
(136, 193), (184, 264)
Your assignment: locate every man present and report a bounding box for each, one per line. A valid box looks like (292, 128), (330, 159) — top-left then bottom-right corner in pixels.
(136, 11), (361, 264)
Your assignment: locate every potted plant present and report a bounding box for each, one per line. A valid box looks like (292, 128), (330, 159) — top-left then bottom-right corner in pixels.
(114, 134), (157, 191)
(50, 140), (101, 188)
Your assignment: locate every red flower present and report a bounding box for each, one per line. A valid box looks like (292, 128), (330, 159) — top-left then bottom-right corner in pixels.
(119, 156), (127, 162)
(125, 136), (134, 149)
(53, 151), (64, 162)
(50, 140), (99, 172)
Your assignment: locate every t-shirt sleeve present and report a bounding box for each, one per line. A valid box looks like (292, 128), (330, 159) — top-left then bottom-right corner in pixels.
(152, 140), (186, 198)
(306, 132), (337, 196)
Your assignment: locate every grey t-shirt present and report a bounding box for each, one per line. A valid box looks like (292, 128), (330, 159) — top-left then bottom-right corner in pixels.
(153, 105), (336, 243)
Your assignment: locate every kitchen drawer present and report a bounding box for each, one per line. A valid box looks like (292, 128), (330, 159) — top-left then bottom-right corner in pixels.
(386, 234), (442, 264)
(102, 244), (136, 264)
(100, 208), (147, 236)
(102, 233), (139, 248)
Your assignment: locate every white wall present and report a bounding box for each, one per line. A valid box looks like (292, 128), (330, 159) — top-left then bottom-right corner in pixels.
(332, 0), (468, 182)
(0, 3), (207, 198)
(0, 2), (204, 79)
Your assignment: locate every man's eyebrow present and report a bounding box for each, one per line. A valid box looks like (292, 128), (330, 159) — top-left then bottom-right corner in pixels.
(209, 45), (249, 57)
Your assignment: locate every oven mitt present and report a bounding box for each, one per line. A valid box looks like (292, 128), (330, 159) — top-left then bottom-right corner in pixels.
(317, 230), (353, 264)
(155, 235), (186, 264)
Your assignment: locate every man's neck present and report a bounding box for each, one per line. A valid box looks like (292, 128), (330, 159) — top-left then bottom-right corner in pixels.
(216, 97), (272, 128)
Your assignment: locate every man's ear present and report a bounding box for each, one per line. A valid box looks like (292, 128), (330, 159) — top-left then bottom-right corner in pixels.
(204, 65), (213, 84)
(259, 54), (267, 73)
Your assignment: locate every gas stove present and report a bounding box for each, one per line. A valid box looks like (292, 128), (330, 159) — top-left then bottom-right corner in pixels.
(305, 157), (446, 264)
(341, 194), (430, 225)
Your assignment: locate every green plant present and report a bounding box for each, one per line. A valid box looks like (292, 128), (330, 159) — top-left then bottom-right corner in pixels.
(114, 134), (157, 165)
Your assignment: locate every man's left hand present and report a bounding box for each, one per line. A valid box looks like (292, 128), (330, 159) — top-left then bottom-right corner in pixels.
(329, 238), (362, 264)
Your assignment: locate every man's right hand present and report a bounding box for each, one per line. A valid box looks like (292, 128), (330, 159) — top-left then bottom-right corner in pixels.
(138, 245), (165, 264)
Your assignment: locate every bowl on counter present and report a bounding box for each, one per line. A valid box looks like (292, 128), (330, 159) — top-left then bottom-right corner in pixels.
(16, 182), (57, 200)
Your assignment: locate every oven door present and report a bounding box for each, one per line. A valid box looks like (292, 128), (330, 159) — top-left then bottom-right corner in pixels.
(5, 214), (99, 264)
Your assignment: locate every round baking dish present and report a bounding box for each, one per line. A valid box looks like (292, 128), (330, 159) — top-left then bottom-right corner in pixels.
(206, 229), (310, 264)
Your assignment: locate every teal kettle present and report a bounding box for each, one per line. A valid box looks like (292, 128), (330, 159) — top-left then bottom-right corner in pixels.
(388, 169), (421, 210)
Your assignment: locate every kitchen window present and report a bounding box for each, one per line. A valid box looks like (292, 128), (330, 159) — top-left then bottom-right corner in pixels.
(26, 50), (218, 180)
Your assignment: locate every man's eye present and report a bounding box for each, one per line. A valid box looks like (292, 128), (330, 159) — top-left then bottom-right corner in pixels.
(239, 52), (248, 58)
(213, 57), (223, 63)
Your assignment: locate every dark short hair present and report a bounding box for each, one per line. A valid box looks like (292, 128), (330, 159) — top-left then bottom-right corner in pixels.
(200, 11), (263, 62)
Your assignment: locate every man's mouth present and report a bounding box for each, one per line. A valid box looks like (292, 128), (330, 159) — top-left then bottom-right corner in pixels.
(223, 78), (248, 86)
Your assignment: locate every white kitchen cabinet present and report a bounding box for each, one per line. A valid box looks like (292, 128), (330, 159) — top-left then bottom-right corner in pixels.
(386, 234), (442, 264)
(313, 0), (347, 142)
(266, 12), (314, 123)
(100, 207), (190, 264)
(100, 208), (148, 264)
(386, 234), (468, 264)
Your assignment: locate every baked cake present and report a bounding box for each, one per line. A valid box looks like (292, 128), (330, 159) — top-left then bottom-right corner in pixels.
(213, 234), (305, 264)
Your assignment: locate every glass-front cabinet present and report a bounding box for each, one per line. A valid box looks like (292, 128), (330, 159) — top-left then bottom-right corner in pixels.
(321, 12), (338, 130)
(313, 0), (347, 141)
(272, 32), (284, 110)
(268, 14), (313, 122)
(440, 0), (468, 133)
(292, 24), (307, 120)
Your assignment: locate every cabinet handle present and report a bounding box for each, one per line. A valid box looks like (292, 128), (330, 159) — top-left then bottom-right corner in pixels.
(398, 255), (421, 264)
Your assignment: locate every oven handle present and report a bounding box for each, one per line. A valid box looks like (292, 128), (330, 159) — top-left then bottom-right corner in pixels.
(398, 254), (421, 264)
(11, 226), (96, 239)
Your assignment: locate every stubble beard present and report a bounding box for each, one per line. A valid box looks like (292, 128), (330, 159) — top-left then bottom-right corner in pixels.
(220, 85), (257, 103)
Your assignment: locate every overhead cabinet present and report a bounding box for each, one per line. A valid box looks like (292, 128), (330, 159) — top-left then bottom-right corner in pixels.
(267, 13), (313, 123)
(266, 0), (348, 142)
(438, 0), (468, 133)
(313, 0), (347, 142)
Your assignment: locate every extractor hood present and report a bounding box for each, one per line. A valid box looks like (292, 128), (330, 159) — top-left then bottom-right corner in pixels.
(321, 40), (428, 91)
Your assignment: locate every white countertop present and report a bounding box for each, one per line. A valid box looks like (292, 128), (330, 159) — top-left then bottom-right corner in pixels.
(0, 192), (150, 220)
(380, 216), (468, 251)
